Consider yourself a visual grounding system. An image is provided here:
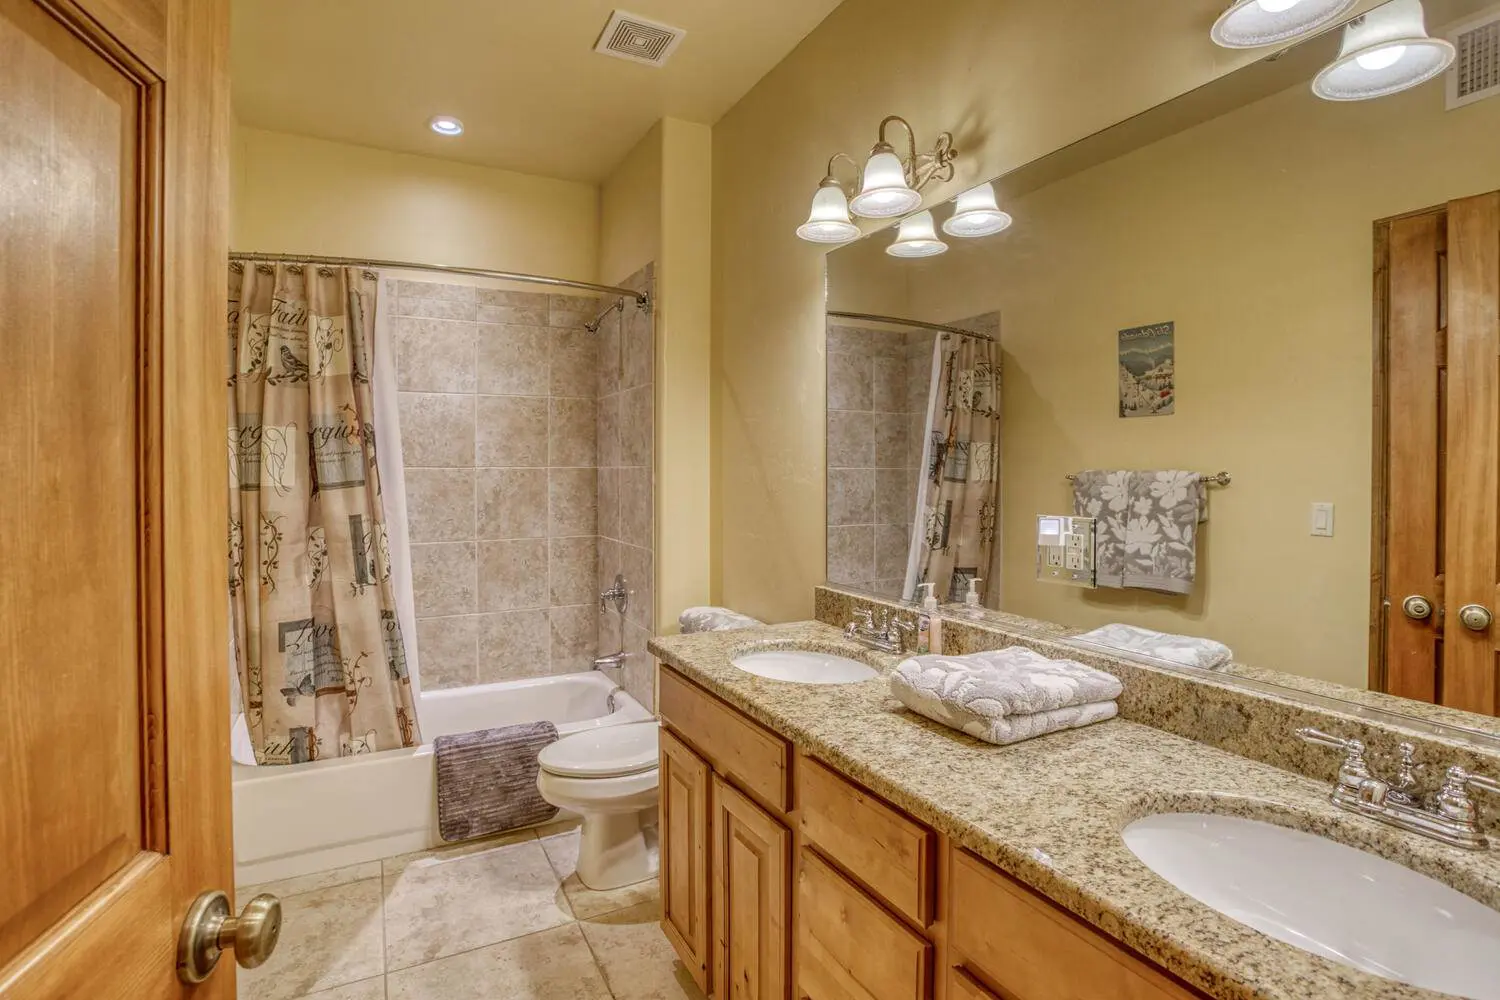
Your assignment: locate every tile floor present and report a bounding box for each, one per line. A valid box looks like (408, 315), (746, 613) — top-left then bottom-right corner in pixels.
(237, 820), (705, 1000)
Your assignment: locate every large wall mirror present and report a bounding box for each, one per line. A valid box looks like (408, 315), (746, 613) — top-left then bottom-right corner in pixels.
(823, 0), (1500, 729)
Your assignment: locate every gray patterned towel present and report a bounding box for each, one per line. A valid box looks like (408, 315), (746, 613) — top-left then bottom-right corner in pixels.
(890, 647), (1121, 746)
(679, 607), (762, 634)
(1072, 470), (1206, 593)
(1071, 623), (1232, 670)
(434, 722), (559, 842)
(1071, 470), (1128, 587)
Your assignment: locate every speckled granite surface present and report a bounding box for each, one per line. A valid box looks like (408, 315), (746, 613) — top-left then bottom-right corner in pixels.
(648, 620), (1500, 1000)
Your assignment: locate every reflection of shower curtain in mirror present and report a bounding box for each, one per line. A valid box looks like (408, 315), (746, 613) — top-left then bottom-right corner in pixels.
(911, 331), (1001, 604)
(227, 260), (420, 764)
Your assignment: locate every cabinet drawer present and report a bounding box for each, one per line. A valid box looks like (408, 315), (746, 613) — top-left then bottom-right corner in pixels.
(659, 666), (790, 813)
(797, 755), (935, 926)
(947, 966), (1004, 1000)
(797, 848), (931, 1000)
(949, 849), (1204, 1000)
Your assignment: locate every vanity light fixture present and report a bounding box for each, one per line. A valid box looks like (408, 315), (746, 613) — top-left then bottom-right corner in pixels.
(1312, 0), (1454, 100)
(795, 115), (957, 242)
(942, 183), (1013, 238)
(886, 211), (948, 258)
(428, 115), (464, 136)
(1210, 0), (1355, 48)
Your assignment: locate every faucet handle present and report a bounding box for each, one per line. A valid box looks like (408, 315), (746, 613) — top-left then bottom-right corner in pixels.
(851, 608), (875, 629)
(1436, 766), (1500, 827)
(1297, 728), (1373, 788)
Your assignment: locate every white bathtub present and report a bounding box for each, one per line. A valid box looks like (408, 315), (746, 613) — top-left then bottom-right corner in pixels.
(232, 672), (651, 886)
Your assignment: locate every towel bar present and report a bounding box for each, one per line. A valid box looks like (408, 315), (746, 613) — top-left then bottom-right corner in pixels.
(1065, 470), (1231, 487)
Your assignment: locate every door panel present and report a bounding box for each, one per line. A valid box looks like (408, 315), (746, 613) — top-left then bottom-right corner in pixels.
(712, 776), (788, 1000)
(0, 0), (232, 995)
(1445, 191), (1500, 715)
(660, 727), (712, 994)
(1382, 210), (1445, 702)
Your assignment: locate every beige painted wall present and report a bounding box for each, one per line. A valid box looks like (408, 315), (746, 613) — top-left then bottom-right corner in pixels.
(711, 0), (1284, 624)
(231, 124), (599, 280)
(892, 81), (1500, 688)
(599, 123), (664, 286)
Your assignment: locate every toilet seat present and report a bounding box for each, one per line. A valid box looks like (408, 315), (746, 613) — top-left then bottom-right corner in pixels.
(539, 721), (659, 779)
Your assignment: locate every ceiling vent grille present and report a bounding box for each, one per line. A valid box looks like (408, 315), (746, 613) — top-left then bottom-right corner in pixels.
(593, 10), (685, 67)
(1446, 6), (1500, 109)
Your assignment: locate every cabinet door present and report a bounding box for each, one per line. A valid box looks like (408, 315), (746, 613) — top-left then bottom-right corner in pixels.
(661, 727), (712, 993)
(713, 776), (791, 1000)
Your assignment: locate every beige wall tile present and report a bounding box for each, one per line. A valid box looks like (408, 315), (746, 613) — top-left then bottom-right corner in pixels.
(595, 312), (621, 398)
(618, 385), (652, 468)
(550, 536), (597, 607)
(399, 393), (475, 468)
(476, 610), (550, 683)
(616, 466), (650, 549)
(394, 317), (477, 394)
(874, 411), (907, 469)
(478, 539), (548, 611)
(476, 468), (548, 539)
(398, 297), (476, 322)
(875, 523), (911, 581)
(595, 393), (620, 469)
(875, 467), (916, 526)
(619, 543), (653, 632)
(397, 279), (475, 304)
(596, 467), (620, 541)
(415, 615), (478, 690)
(385, 924), (610, 1000)
(907, 412), (928, 469)
(549, 294), (598, 330)
(827, 352), (873, 411)
(410, 542), (477, 616)
(873, 355), (908, 412)
(476, 395), (548, 467)
(827, 468), (874, 527)
(238, 878), (385, 1000)
(405, 468), (475, 543)
(549, 397), (597, 468)
(827, 324), (871, 355)
(620, 303), (652, 391)
(475, 288), (549, 326)
(827, 526), (875, 585)
(477, 325), (549, 396)
(550, 329), (597, 397)
(826, 410), (873, 469)
(549, 604), (597, 672)
(549, 468), (598, 537)
(596, 537), (621, 597)
(620, 621), (655, 710)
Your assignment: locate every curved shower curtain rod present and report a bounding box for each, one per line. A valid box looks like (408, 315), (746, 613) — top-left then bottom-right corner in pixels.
(827, 309), (994, 343)
(229, 251), (652, 312)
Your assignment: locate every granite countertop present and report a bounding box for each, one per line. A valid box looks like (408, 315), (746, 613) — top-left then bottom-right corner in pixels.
(648, 621), (1500, 1000)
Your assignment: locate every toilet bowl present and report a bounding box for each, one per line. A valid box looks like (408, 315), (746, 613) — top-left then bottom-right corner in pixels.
(537, 720), (660, 890)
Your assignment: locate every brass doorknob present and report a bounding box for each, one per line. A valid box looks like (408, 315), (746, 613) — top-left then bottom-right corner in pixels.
(1459, 604), (1494, 632)
(1401, 595), (1434, 620)
(177, 890), (282, 984)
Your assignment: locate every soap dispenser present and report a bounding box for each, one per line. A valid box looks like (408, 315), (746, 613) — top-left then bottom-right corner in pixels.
(962, 578), (985, 618)
(916, 582), (940, 654)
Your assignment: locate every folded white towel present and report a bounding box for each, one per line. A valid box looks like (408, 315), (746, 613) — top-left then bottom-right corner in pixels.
(679, 606), (762, 634)
(1070, 623), (1232, 670)
(890, 647), (1122, 746)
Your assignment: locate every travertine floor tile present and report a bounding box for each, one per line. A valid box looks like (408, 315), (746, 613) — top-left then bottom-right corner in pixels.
(579, 900), (707, 1000)
(237, 879), (384, 1000)
(385, 924), (610, 1000)
(540, 826), (660, 919)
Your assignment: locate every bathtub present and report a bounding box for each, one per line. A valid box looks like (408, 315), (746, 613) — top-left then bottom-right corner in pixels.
(232, 672), (651, 886)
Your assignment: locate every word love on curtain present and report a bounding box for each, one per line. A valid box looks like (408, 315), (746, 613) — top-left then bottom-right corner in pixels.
(227, 259), (419, 764)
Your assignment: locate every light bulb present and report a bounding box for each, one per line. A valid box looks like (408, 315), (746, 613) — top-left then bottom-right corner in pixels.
(850, 149), (922, 219)
(1355, 43), (1406, 69)
(1256, 0), (1301, 12)
(886, 211), (947, 258)
(429, 116), (464, 136)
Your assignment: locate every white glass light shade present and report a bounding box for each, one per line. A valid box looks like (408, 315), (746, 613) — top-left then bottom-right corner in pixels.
(1312, 0), (1454, 101)
(850, 150), (922, 218)
(796, 183), (860, 243)
(885, 211), (948, 258)
(942, 183), (1013, 238)
(1211, 0), (1354, 47)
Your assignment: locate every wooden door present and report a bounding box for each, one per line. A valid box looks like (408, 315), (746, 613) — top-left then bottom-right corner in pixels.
(1378, 191), (1500, 716)
(0, 0), (232, 997)
(712, 776), (789, 1000)
(660, 727), (712, 994)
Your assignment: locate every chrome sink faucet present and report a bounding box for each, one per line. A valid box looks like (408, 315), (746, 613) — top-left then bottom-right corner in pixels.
(1298, 728), (1500, 850)
(844, 608), (916, 654)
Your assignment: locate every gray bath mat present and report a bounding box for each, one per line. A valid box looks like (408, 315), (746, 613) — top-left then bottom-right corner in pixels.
(434, 722), (560, 842)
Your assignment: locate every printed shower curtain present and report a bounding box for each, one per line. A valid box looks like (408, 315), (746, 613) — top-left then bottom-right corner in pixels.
(915, 333), (1002, 604)
(227, 260), (419, 764)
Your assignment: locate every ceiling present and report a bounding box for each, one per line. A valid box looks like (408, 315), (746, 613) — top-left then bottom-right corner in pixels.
(231, 0), (845, 183)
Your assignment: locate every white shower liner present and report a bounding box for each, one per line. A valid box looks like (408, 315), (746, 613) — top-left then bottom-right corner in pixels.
(232, 671), (651, 886)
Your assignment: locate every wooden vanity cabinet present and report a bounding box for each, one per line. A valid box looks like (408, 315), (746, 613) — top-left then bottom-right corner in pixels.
(713, 776), (791, 1000)
(660, 726), (713, 993)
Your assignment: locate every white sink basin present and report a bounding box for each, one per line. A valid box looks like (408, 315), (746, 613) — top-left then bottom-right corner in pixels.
(731, 649), (877, 685)
(1123, 812), (1500, 998)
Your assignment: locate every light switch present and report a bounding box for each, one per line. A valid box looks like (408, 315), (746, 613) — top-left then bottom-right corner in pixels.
(1311, 502), (1335, 537)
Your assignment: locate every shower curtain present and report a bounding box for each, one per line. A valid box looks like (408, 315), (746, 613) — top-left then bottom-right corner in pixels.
(227, 259), (419, 764)
(912, 332), (1002, 604)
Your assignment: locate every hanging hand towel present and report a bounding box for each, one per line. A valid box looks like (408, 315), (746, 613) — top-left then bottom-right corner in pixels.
(1071, 623), (1232, 670)
(1121, 471), (1204, 594)
(1071, 470), (1130, 588)
(890, 646), (1122, 745)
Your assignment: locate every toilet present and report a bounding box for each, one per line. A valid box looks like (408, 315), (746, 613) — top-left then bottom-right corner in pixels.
(537, 721), (661, 890)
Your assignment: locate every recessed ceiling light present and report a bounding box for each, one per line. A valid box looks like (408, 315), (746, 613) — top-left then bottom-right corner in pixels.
(429, 115), (464, 136)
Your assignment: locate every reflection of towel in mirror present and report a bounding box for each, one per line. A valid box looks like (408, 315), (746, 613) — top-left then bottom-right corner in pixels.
(1072, 623), (1232, 670)
(1122, 471), (1204, 594)
(890, 646), (1122, 745)
(1071, 470), (1128, 588)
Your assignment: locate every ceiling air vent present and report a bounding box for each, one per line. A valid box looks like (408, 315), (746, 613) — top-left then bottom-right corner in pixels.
(1446, 6), (1500, 109)
(593, 10), (685, 67)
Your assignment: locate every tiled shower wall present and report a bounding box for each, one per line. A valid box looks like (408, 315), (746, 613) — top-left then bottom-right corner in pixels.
(595, 264), (655, 709)
(825, 323), (935, 599)
(393, 279), (602, 689)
